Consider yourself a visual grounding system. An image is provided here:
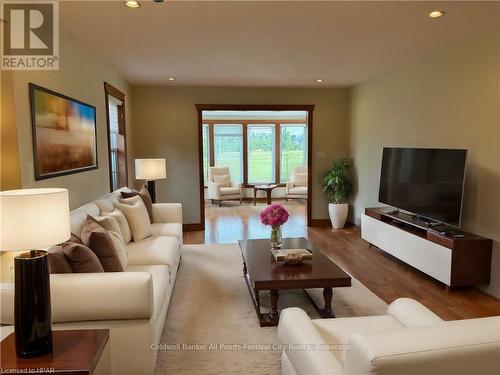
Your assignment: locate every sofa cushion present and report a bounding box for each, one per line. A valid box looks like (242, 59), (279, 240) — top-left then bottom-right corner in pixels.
(220, 186), (240, 196)
(288, 186), (307, 195)
(115, 198), (152, 242)
(312, 315), (404, 362)
(48, 246), (72, 274)
(125, 264), (170, 321)
(126, 236), (180, 272)
(80, 216), (124, 272)
(121, 185), (154, 224)
(151, 223), (182, 241)
(93, 215), (122, 237)
(105, 209), (132, 243)
(62, 242), (105, 273)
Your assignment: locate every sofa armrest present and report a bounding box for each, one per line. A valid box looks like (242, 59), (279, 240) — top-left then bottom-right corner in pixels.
(388, 298), (443, 327)
(207, 181), (221, 200)
(152, 203), (182, 224)
(278, 308), (343, 375)
(345, 317), (500, 375)
(0, 272), (153, 325)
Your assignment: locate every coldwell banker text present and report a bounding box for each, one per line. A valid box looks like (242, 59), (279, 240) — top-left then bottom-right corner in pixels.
(1, 0), (59, 70)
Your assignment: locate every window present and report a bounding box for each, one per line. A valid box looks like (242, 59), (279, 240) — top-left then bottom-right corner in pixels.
(214, 124), (243, 183)
(248, 125), (275, 183)
(280, 124), (307, 182)
(202, 124), (210, 184)
(104, 83), (127, 191)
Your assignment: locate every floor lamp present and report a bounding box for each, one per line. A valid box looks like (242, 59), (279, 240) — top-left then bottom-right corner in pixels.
(0, 188), (70, 357)
(135, 158), (166, 203)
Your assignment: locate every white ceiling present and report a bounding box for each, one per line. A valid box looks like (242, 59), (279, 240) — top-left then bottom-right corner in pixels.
(60, 1), (500, 87)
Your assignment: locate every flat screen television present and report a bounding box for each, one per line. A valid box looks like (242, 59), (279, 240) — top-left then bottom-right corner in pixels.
(379, 147), (467, 227)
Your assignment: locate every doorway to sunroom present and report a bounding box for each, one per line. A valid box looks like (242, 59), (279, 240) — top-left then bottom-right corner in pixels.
(196, 105), (313, 242)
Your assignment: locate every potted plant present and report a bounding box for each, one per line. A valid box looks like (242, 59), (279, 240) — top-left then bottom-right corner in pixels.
(323, 159), (353, 228)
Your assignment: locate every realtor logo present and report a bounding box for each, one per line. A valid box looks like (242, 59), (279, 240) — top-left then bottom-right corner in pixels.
(1, 0), (59, 70)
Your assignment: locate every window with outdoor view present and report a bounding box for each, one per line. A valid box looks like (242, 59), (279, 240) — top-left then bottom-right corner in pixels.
(248, 125), (275, 183)
(214, 124), (243, 183)
(202, 124), (210, 184)
(280, 124), (307, 182)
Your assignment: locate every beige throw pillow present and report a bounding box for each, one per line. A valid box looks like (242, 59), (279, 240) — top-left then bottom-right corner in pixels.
(214, 174), (231, 187)
(115, 199), (152, 242)
(108, 231), (128, 269)
(106, 209), (132, 243)
(294, 173), (308, 187)
(93, 215), (122, 237)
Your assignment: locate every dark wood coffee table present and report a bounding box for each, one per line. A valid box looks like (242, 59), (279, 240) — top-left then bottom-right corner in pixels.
(238, 237), (352, 326)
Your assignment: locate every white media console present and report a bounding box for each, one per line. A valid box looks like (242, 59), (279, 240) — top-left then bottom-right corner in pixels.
(361, 208), (492, 287)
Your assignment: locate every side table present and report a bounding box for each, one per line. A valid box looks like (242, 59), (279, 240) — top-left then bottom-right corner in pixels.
(1, 329), (110, 375)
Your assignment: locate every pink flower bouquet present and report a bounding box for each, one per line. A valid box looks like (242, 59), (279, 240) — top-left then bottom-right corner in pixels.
(260, 204), (289, 229)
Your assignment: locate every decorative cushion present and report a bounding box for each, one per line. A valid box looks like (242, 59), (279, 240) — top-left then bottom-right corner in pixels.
(95, 199), (114, 213)
(69, 233), (83, 244)
(61, 242), (104, 273)
(108, 231), (128, 269)
(93, 215), (122, 237)
(115, 199), (152, 242)
(80, 216), (124, 272)
(47, 246), (73, 274)
(121, 185), (154, 223)
(213, 174), (231, 187)
(106, 209), (132, 243)
(294, 172), (308, 187)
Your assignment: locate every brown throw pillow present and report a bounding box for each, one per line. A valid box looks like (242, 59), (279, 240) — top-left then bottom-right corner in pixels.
(61, 242), (104, 273)
(69, 233), (83, 244)
(121, 185), (154, 223)
(47, 246), (73, 274)
(80, 216), (124, 272)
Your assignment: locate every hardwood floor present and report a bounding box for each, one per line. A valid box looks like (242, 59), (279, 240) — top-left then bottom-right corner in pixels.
(184, 200), (500, 320)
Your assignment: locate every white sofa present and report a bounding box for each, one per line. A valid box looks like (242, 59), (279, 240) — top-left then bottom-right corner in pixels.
(0, 187), (183, 375)
(278, 298), (500, 375)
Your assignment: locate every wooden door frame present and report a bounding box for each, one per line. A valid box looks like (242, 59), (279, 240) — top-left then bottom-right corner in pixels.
(195, 104), (315, 231)
(104, 82), (128, 192)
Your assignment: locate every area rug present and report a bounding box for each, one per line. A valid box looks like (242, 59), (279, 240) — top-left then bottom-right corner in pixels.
(155, 243), (387, 374)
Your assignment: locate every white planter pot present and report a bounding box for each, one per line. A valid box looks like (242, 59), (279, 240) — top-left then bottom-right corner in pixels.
(328, 203), (348, 229)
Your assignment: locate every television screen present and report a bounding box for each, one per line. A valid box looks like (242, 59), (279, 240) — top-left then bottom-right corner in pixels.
(379, 147), (467, 227)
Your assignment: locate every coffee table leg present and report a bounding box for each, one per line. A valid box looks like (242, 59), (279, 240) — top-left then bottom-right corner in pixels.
(323, 288), (333, 318)
(269, 289), (279, 320)
(267, 190), (272, 205)
(253, 188), (257, 206)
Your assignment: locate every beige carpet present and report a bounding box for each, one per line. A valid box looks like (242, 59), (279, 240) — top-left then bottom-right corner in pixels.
(155, 243), (387, 374)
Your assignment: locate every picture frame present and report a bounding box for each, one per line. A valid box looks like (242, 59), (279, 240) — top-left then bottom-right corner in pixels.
(29, 83), (98, 180)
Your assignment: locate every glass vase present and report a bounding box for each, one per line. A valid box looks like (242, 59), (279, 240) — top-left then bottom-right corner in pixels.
(270, 226), (282, 249)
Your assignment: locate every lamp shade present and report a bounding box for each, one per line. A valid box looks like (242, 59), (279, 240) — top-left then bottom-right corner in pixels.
(0, 188), (70, 251)
(135, 158), (166, 180)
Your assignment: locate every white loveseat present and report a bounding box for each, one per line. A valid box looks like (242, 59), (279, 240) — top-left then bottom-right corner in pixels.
(0, 188), (182, 375)
(278, 298), (500, 375)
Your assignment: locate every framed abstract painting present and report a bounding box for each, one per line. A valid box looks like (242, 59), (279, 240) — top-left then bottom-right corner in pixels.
(30, 83), (98, 180)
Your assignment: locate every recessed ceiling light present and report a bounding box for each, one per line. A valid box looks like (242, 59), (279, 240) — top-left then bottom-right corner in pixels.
(316, 79), (323, 83)
(428, 10), (446, 18)
(125, 1), (140, 8)
(167, 77), (176, 81)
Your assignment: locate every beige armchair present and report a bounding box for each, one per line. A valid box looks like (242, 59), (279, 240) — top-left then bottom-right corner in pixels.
(286, 165), (308, 201)
(208, 166), (242, 206)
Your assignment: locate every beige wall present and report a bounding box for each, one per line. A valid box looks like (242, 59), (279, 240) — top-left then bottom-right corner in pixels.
(5, 29), (133, 209)
(1, 70), (21, 190)
(130, 87), (350, 223)
(350, 33), (500, 297)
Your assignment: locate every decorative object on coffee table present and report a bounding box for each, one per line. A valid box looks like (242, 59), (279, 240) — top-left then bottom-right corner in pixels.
(0, 189), (70, 357)
(323, 158), (352, 228)
(272, 248), (312, 265)
(1, 329), (110, 374)
(135, 158), (166, 203)
(238, 237), (351, 326)
(260, 204), (289, 249)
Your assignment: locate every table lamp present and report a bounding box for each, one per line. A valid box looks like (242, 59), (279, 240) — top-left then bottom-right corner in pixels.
(135, 158), (166, 203)
(0, 188), (70, 357)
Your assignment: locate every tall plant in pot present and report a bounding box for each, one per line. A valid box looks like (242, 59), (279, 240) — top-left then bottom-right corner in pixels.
(323, 159), (353, 228)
